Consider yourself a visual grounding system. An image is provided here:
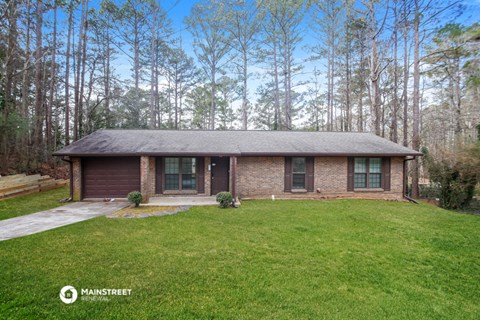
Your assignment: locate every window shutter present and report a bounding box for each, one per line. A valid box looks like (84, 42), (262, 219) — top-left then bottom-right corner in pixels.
(284, 157), (292, 192)
(347, 157), (354, 191)
(382, 157), (391, 191)
(306, 157), (315, 192)
(155, 157), (163, 194)
(196, 157), (205, 194)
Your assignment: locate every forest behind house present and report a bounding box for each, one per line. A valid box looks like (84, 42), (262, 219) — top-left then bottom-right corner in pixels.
(0, 0), (479, 198)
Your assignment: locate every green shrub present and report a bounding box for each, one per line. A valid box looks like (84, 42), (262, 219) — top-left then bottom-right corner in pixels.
(419, 184), (441, 199)
(216, 192), (232, 208)
(127, 191), (143, 207)
(425, 144), (479, 210)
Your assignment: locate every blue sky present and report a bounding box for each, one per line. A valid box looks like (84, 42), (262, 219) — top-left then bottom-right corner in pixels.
(161, 0), (479, 71)
(46, 0), (480, 123)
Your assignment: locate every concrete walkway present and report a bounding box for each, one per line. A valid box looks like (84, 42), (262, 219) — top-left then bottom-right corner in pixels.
(145, 196), (217, 206)
(0, 201), (128, 241)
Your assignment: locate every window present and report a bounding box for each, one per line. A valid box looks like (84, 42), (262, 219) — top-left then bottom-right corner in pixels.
(292, 157), (306, 189)
(181, 158), (196, 190)
(165, 157), (196, 191)
(165, 158), (179, 190)
(354, 158), (382, 189)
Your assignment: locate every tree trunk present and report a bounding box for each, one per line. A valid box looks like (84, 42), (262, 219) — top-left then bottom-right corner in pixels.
(33, 0), (44, 164)
(283, 30), (292, 130)
(331, 30), (336, 131)
(358, 45), (365, 132)
(155, 47), (161, 127)
(78, 0), (88, 138)
(345, 32), (351, 132)
(74, 0), (86, 141)
(453, 56), (462, 150)
(46, 2), (57, 162)
(273, 38), (282, 130)
(391, 3), (399, 143)
(133, 12), (141, 119)
(242, 48), (248, 130)
(411, 0), (421, 198)
(327, 28), (333, 131)
(149, 3), (157, 129)
(104, 27), (111, 128)
(210, 64), (216, 130)
(370, 29), (381, 136)
(1, 0), (18, 172)
(21, 0), (32, 166)
(65, 1), (73, 145)
(402, 2), (409, 147)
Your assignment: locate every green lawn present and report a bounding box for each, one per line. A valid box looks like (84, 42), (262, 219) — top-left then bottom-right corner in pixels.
(0, 186), (69, 220)
(1, 200), (479, 319)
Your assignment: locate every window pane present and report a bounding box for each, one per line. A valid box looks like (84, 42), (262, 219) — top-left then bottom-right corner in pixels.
(182, 174), (196, 190)
(165, 158), (179, 174)
(182, 158), (196, 174)
(369, 173), (381, 188)
(369, 158), (382, 173)
(292, 173), (305, 189)
(292, 157), (306, 173)
(165, 174), (179, 190)
(354, 173), (366, 188)
(354, 158), (367, 173)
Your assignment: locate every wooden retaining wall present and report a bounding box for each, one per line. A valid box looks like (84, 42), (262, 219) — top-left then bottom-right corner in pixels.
(0, 174), (68, 200)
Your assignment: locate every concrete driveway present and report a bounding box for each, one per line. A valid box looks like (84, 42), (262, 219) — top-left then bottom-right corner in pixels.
(0, 201), (128, 241)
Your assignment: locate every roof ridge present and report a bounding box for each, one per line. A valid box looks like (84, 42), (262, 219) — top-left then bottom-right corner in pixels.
(100, 128), (373, 134)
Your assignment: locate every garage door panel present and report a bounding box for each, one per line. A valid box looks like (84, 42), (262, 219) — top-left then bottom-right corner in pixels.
(83, 157), (140, 198)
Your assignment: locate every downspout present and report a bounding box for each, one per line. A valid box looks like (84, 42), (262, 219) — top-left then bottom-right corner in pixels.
(61, 156), (73, 201)
(403, 156), (418, 204)
(230, 156), (237, 206)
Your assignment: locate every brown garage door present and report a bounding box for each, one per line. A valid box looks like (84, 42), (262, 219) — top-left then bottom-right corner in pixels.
(83, 157), (140, 198)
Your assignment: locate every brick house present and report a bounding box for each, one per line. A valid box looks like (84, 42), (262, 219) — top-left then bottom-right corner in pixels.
(53, 130), (422, 202)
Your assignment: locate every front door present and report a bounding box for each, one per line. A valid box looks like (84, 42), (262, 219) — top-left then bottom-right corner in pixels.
(211, 157), (229, 195)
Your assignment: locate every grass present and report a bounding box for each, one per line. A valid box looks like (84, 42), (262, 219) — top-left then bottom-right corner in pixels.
(0, 199), (479, 319)
(0, 186), (69, 220)
(110, 206), (181, 218)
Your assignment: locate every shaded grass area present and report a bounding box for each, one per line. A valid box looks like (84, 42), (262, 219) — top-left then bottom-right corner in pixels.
(0, 186), (69, 220)
(0, 200), (479, 319)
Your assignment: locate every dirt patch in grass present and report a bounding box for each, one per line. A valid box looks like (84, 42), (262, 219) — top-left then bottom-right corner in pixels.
(107, 205), (191, 218)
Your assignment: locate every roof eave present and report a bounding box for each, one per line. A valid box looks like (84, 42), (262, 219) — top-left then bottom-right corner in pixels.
(53, 152), (422, 157)
(52, 152), (241, 157)
(240, 152), (422, 157)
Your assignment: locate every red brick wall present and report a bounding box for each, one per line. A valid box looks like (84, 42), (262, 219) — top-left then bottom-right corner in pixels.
(72, 157), (82, 201)
(236, 156), (405, 200)
(236, 157), (284, 197)
(82, 155), (405, 201)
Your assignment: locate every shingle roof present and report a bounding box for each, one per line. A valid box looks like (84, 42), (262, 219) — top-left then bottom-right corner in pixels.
(53, 129), (422, 157)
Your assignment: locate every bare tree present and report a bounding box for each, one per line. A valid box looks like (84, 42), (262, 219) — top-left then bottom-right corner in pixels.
(224, 0), (260, 130)
(46, 0), (58, 160)
(390, 0), (400, 143)
(365, 0), (389, 137)
(185, 0), (232, 130)
(311, 0), (341, 131)
(33, 0), (44, 160)
(411, 0), (421, 198)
